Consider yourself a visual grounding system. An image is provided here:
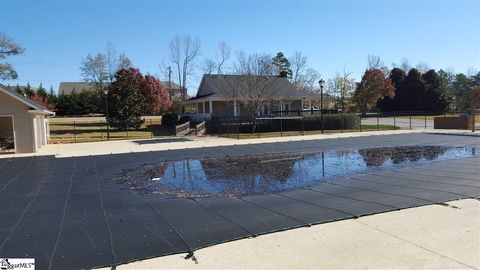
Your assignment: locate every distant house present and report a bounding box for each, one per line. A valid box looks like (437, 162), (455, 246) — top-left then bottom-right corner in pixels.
(160, 81), (187, 100)
(0, 83), (55, 153)
(59, 81), (186, 99)
(184, 74), (323, 120)
(6, 85), (38, 94)
(58, 82), (99, 95)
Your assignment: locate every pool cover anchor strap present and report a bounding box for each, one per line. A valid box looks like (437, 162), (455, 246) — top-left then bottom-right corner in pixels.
(239, 197), (313, 227)
(324, 181), (462, 208)
(346, 175), (475, 198)
(190, 198), (256, 236)
(123, 174), (196, 257)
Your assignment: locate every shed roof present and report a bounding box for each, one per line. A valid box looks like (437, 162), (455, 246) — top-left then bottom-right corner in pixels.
(0, 83), (55, 114)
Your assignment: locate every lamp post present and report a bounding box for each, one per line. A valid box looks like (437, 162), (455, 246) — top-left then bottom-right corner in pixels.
(319, 79), (325, 133)
(103, 88), (110, 140)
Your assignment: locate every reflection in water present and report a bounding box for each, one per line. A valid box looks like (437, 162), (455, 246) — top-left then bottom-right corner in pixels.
(123, 145), (477, 197)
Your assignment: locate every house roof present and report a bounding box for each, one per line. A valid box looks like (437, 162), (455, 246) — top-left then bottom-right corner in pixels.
(6, 85), (38, 92)
(0, 83), (54, 114)
(58, 82), (99, 95)
(188, 74), (321, 102)
(160, 81), (184, 91)
(59, 81), (185, 95)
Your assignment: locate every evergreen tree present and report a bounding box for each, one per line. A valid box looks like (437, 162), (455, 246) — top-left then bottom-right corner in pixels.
(15, 84), (22, 95)
(24, 83), (35, 97)
(378, 68), (406, 111)
(421, 70), (448, 112)
(37, 83), (48, 98)
(272, 52), (292, 77)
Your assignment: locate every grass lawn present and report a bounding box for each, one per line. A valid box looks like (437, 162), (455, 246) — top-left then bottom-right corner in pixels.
(49, 116), (173, 143)
(233, 125), (399, 139)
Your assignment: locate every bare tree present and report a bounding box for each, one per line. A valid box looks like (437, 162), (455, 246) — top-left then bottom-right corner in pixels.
(202, 58), (216, 75)
(118, 53), (132, 70)
(216, 41), (231, 74)
(219, 52), (278, 119)
(297, 68), (319, 92)
(327, 70), (356, 110)
(415, 62), (430, 73)
(169, 35), (201, 102)
(105, 42), (132, 82)
(392, 58), (411, 73)
(367, 55), (384, 69)
(80, 53), (109, 92)
(290, 51), (307, 87)
(81, 42), (132, 90)
(0, 33), (25, 80)
(367, 55), (390, 75)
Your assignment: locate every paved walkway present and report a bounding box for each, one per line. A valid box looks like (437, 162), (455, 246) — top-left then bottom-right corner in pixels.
(0, 130), (437, 159)
(102, 198), (479, 270)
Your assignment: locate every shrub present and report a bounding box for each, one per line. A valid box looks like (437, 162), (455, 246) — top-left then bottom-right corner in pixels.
(161, 113), (178, 127)
(208, 114), (360, 134)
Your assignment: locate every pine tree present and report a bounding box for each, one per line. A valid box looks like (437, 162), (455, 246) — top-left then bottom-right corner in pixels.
(37, 83), (48, 98)
(272, 52), (292, 77)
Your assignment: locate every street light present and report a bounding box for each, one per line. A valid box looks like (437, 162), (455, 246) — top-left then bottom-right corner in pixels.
(103, 88), (110, 140)
(319, 79), (325, 133)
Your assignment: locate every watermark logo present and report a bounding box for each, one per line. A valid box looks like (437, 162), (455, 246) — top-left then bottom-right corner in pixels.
(0, 258), (35, 270)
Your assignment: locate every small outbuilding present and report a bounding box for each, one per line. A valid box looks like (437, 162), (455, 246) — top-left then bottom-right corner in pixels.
(0, 84), (55, 153)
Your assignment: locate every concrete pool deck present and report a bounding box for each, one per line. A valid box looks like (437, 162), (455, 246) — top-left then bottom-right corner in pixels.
(100, 198), (479, 270)
(1, 129), (476, 159)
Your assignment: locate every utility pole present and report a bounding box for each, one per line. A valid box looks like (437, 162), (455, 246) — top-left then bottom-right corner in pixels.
(168, 66), (172, 100)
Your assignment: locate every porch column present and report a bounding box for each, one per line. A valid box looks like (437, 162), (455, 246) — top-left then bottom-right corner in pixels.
(209, 100), (213, 114)
(308, 99), (312, 109)
(202, 101), (205, 114)
(233, 100), (238, 117)
(301, 99), (304, 110)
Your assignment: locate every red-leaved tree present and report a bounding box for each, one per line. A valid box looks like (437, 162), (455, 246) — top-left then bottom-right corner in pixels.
(108, 68), (172, 129)
(28, 95), (55, 111)
(142, 75), (172, 114)
(353, 68), (395, 113)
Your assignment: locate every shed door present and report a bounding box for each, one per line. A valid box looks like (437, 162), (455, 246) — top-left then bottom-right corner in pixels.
(0, 116), (15, 153)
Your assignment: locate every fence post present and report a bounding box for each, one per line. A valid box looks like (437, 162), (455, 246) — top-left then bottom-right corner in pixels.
(150, 118), (153, 138)
(359, 114), (362, 132)
(106, 118), (110, 140)
(424, 111), (427, 129)
(341, 112), (344, 133)
(393, 111), (396, 129)
(258, 118), (261, 138)
(376, 112), (379, 131)
(280, 118), (283, 137)
(301, 116), (304, 136)
(74, 121), (77, 143)
(227, 121), (230, 138)
(409, 111), (412, 130)
(238, 118), (241, 140)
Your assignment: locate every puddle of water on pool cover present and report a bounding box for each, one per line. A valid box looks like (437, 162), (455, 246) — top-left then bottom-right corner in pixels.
(123, 145), (478, 197)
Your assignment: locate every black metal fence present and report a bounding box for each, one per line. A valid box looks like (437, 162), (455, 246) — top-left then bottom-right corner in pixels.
(48, 117), (172, 143)
(206, 111), (473, 139)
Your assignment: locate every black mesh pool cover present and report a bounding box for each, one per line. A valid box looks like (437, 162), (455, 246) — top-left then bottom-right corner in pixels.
(0, 133), (479, 269)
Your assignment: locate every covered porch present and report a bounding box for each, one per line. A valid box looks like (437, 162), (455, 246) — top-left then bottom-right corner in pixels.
(184, 95), (324, 120)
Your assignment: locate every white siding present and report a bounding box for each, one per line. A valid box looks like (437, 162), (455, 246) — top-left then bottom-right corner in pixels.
(0, 91), (35, 153)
